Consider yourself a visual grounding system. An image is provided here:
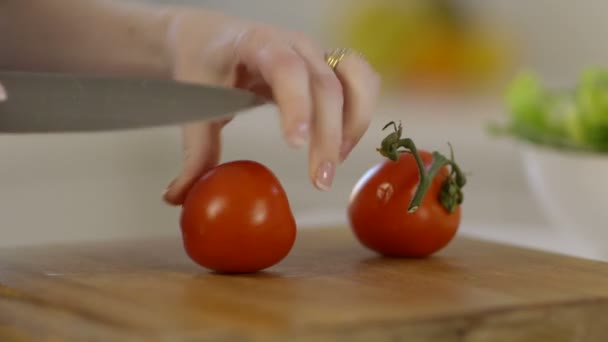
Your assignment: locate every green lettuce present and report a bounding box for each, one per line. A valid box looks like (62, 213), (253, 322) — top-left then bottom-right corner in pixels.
(492, 67), (608, 153)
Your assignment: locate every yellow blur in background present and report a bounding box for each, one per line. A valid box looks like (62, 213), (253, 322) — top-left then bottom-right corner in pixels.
(329, 0), (515, 93)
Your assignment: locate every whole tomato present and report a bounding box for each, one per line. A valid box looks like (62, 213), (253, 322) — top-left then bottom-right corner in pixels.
(348, 121), (466, 258)
(180, 160), (296, 273)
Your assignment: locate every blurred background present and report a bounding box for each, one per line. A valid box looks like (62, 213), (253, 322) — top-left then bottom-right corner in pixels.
(1, 0), (607, 260)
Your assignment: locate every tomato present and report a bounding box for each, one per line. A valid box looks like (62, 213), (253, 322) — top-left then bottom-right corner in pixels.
(180, 160), (296, 273)
(347, 121), (466, 258)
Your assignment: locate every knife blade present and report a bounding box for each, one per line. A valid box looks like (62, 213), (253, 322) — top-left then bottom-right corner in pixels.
(0, 71), (266, 133)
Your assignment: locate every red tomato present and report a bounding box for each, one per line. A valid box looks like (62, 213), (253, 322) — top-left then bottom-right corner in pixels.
(180, 160), (296, 273)
(347, 121), (465, 258)
(348, 151), (461, 257)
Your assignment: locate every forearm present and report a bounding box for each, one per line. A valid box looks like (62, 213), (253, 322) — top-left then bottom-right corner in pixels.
(0, 0), (173, 78)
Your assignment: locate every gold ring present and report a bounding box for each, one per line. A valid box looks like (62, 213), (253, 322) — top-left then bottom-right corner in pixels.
(325, 48), (361, 70)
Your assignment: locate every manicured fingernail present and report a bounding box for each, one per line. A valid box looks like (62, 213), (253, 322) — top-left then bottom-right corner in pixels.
(340, 140), (355, 162)
(163, 179), (176, 198)
(289, 122), (309, 147)
(315, 161), (335, 191)
(0, 84), (6, 102)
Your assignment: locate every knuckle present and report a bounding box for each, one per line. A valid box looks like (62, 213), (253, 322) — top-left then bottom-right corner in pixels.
(280, 53), (306, 70)
(273, 54), (307, 79)
(346, 117), (371, 143)
(357, 113), (373, 131)
(319, 129), (343, 149)
(313, 73), (343, 98)
(246, 25), (277, 42)
(313, 126), (341, 148)
(290, 31), (308, 42)
(291, 31), (316, 49)
(350, 58), (375, 80)
(344, 62), (381, 100)
(330, 132), (343, 147)
(239, 26), (280, 54)
(290, 110), (312, 124)
(370, 70), (382, 89)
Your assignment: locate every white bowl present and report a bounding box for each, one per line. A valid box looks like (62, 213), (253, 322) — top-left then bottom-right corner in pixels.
(519, 142), (608, 257)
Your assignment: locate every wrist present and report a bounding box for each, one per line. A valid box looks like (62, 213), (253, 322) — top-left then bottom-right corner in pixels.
(0, 0), (176, 78)
(119, 3), (175, 79)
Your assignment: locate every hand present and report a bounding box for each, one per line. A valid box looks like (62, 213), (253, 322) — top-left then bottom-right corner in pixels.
(162, 9), (381, 205)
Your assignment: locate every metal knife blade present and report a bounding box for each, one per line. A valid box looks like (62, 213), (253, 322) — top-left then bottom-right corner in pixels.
(0, 71), (266, 133)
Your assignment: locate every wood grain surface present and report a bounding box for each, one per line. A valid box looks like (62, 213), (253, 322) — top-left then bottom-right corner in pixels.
(1, 227), (608, 341)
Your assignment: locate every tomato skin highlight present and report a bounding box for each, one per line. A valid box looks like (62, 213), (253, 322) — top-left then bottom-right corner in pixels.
(180, 160), (296, 273)
(348, 151), (461, 258)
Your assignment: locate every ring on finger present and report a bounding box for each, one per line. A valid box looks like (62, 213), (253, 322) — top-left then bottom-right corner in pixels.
(325, 47), (364, 70)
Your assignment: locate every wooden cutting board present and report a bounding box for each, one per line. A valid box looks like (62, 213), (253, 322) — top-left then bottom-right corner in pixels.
(1, 227), (608, 341)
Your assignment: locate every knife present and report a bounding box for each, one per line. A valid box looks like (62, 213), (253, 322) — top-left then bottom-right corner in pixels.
(0, 71), (266, 133)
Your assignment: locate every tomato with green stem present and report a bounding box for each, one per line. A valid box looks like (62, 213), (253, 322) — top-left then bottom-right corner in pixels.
(180, 160), (296, 273)
(348, 121), (466, 257)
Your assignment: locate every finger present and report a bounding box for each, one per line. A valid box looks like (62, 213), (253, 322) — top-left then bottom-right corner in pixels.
(236, 27), (313, 148)
(291, 34), (345, 191)
(163, 121), (223, 205)
(333, 53), (381, 161)
(165, 54), (230, 205)
(0, 82), (6, 102)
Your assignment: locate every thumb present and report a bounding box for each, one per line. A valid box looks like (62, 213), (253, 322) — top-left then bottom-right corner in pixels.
(163, 121), (224, 205)
(0, 82), (6, 102)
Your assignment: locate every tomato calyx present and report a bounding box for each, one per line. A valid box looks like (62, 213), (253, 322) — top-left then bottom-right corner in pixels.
(376, 121), (467, 213)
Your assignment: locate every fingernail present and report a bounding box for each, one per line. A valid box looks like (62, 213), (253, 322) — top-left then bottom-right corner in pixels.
(315, 161), (335, 191)
(0, 84), (6, 102)
(163, 179), (176, 199)
(289, 122), (309, 147)
(339, 140), (355, 162)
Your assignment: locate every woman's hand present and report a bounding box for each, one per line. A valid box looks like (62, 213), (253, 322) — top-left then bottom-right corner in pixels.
(0, 0), (380, 204)
(162, 9), (381, 205)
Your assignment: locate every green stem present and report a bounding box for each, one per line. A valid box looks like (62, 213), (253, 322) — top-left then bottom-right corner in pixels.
(409, 152), (445, 212)
(376, 121), (467, 214)
(397, 139), (426, 181)
(430, 151), (465, 213)
(395, 138), (428, 212)
(402, 144), (464, 213)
